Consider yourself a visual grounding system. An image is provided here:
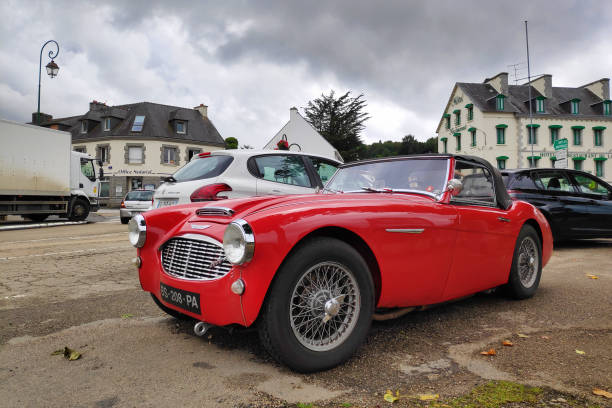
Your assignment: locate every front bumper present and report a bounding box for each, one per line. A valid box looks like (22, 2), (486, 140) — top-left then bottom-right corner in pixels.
(120, 208), (146, 218)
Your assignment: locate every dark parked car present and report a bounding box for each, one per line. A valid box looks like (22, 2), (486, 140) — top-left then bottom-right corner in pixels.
(501, 168), (612, 241)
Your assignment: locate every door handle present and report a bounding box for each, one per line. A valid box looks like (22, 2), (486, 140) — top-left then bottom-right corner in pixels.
(497, 217), (511, 223)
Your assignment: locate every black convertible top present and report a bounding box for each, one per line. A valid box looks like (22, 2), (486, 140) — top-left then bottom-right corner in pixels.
(341, 154), (513, 210)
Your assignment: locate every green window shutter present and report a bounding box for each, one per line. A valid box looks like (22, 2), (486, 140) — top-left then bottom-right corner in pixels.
(496, 127), (505, 144)
(536, 97), (545, 113)
(595, 160), (604, 177)
(573, 128), (582, 145)
(604, 101), (611, 116)
(496, 159), (506, 170)
(571, 99), (580, 114)
(443, 140), (448, 153)
(454, 133), (461, 151)
(496, 95), (505, 111)
(594, 129), (602, 146)
(527, 125), (538, 144)
(443, 114), (450, 129)
(550, 127), (559, 145)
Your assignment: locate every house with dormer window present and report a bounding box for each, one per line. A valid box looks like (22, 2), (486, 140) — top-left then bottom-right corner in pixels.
(39, 101), (225, 203)
(436, 73), (612, 182)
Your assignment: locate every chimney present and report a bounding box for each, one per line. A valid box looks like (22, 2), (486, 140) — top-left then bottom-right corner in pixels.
(528, 74), (552, 98)
(89, 100), (106, 111)
(484, 72), (509, 95)
(194, 104), (208, 118)
(31, 112), (52, 125)
(290, 106), (299, 120)
(580, 78), (610, 100)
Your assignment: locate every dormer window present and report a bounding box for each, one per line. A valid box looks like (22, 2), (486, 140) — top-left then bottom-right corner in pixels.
(604, 101), (611, 116)
(175, 120), (186, 134)
(536, 96), (545, 113)
(103, 117), (111, 131)
(80, 120), (87, 133)
(132, 115), (145, 132)
(570, 99), (580, 115)
(496, 95), (505, 111)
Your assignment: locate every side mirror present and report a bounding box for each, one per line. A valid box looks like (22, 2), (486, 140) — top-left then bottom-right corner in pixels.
(99, 167), (104, 179)
(445, 179), (463, 196)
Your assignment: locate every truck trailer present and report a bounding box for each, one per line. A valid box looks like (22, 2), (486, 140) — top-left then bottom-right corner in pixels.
(0, 118), (102, 221)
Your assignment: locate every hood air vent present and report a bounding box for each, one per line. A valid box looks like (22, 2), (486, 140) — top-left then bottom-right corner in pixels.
(196, 207), (235, 217)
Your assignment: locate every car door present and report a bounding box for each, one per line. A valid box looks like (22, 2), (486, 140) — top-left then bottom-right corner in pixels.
(566, 172), (612, 237)
(528, 170), (577, 239)
(250, 154), (317, 195)
(442, 160), (516, 300)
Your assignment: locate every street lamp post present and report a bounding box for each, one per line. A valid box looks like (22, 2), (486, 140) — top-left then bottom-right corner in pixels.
(37, 40), (60, 125)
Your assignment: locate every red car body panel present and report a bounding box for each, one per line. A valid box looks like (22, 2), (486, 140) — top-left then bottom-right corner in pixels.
(137, 186), (552, 327)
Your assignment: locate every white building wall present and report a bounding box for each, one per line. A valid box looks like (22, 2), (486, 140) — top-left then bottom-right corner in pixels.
(263, 108), (344, 162)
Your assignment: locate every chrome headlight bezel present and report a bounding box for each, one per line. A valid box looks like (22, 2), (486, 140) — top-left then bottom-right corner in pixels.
(128, 214), (147, 248)
(223, 219), (254, 264)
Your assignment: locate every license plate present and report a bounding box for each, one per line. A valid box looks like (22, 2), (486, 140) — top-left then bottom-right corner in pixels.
(160, 283), (201, 314)
(157, 198), (178, 208)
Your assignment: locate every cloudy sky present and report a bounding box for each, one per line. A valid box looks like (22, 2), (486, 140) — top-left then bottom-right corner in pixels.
(1, 1), (610, 146)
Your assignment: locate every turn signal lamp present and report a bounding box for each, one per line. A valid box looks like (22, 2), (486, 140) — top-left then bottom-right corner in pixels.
(190, 183), (232, 202)
(120, 200), (126, 208)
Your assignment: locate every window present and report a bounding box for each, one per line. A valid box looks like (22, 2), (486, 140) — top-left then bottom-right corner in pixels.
(571, 99), (580, 114)
(253, 155), (312, 187)
(604, 101), (611, 116)
(595, 160), (605, 177)
(549, 127), (560, 145)
(528, 157), (540, 168)
(496, 127), (505, 144)
(80, 158), (96, 181)
(453, 160), (496, 206)
(103, 117), (111, 131)
(572, 173), (610, 196)
(536, 97), (545, 113)
(466, 105), (473, 121)
(533, 171), (573, 192)
(594, 129), (603, 146)
(173, 155), (233, 182)
(572, 128), (582, 145)
(573, 158), (583, 171)
(454, 133), (461, 151)
(443, 140), (448, 153)
(132, 115), (145, 132)
(80, 121), (87, 133)
(527, 125), (538, 145)
(496, 95), (505, 111)
(128, 146), (143, 164)
(445, 115), (450, 129)
(470, 129), (476, 147)
(130, 177), (143, 190)
(74, 146), (86, 153)
(162, 146), (178, 165)
(454, 110), (461, 125)
(187, 148), (202, 161)
(97, 145), (110, 164)
(175, 121), (186, 134)
(497, 159), (506, 170)
(309, 157), (339, 184)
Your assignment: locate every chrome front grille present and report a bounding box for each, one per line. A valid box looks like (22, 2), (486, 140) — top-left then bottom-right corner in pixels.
(161, 236), (232, 281)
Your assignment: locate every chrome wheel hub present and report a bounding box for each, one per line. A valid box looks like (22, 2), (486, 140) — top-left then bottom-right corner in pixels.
(290, 261), (360, 352)
(518, 236), (538, 288)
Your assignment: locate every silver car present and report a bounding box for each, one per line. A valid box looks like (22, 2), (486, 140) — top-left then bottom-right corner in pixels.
(120, 190), (154, 224)
(153, 150), (340, 208)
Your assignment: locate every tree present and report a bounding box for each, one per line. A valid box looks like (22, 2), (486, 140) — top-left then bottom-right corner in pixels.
(303, 91), (370, 161)
(225, 137), (238, 149)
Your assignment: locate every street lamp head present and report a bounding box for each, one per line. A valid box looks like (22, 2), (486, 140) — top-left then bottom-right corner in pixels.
(46, 59), (59, 78)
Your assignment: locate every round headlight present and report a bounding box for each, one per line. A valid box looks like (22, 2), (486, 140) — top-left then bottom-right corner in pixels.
(223, 219), (254, 264)
(128, 214), (146, 248)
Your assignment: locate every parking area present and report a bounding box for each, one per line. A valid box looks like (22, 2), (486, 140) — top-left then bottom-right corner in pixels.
(0, 220), (610, 407)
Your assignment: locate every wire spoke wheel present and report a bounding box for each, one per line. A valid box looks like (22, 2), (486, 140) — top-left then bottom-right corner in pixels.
(517, 236), (538, 288)
(290, 261), (360, 351)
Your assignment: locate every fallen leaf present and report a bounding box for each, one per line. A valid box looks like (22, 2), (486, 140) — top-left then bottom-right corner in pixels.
(383, 390), (399, 403)
(593, 388), (612, 398)
(418, 394), (439, 401)
(57, 346), (81, 361)
(575, 349), (586, 355)
(586, 274), (599, 279)
(517, 333), (529, 338)
(121, 313), (134, 319)
(541, 335), (550, 340)
(502, 340), (514, 347)
(51, 349), (64, 356)
(480, 348), (496, 356)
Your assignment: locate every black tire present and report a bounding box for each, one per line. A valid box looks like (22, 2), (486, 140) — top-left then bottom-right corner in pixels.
(258, 237), (375, 373)
(26, 214), (49, 222)
(503, 224), (542, 299)
(120, 217), (130, 224)
(69, 199), (90, 221)
(150, 294), (193, 320)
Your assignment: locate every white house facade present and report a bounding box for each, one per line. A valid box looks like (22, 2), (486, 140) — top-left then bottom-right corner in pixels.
(436, 73), (612, 182)
(263, 107), (344, 163)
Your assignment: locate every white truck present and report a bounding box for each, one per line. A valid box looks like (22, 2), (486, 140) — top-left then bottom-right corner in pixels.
(0, 118), (103, 222)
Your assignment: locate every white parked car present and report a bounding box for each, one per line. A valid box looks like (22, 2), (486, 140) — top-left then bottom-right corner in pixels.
(153, 150), (340, 208)
(120, 189), (154, 224)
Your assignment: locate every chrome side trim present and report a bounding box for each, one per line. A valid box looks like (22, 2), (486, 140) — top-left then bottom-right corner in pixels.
(385, 228), (425, 234)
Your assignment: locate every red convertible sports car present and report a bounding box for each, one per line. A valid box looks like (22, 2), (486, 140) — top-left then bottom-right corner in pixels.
(130, 154), (552, 372)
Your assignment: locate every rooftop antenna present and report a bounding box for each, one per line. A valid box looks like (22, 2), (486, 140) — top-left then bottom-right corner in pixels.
(525, 20), (534, 167)
(507, 62), (526, 85)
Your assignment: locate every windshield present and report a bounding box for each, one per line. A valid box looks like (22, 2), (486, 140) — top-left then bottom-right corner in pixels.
(125, 190), (154, 201)
(172, 155), (234, 182)
(326, 158), (449, 196)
